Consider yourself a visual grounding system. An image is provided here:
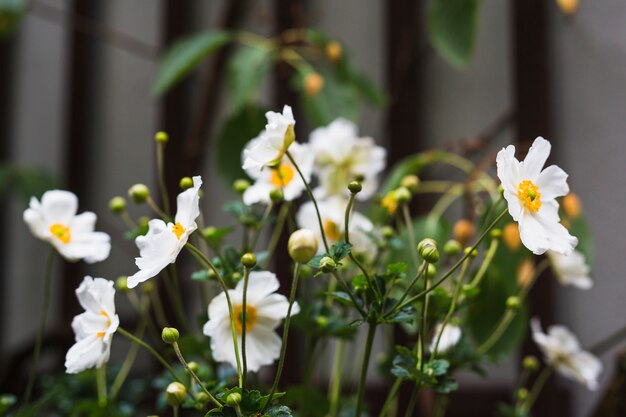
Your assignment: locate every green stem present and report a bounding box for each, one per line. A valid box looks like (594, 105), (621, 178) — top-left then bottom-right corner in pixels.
(403, 386), (419, 417)
(173, 405), (179, 417)
(392, 262), (427, 314)
(172, 342), (222, 407)
(156, 141), (171, 216)
(162, 267), (188, 332)
(591, 323), (626, 355)
(22, 248), (55, 406)
(96, 366), (107, 407)
(520, 366), (553, 413)
(146, 196), (169, 220)
(345, 193), (376, 296)
(250, 202), (274, 251)
(418, 272), (432, 370)
(433, 394), (449, 417)
(263, 263), (302, 413)
(467, 239), (499, 289)
(355, 322), (377, 417)
(264, 202), (291, 268)
(378, 378), (401, 417)
(402, 204), (420, 268)
(328, 340), (346, 417)
(117, 327), (180, 382)
(241, 266), (251, 387)
(149, 285), (169, 328)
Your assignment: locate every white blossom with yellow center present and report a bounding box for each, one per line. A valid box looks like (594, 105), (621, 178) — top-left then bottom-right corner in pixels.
(309, 118), (386, 201)
(242, 105), (296, 171)
(127, 176), (202, 288)
(242, 140), (314, 205)
(496, 137), (577, 255)
(531, 318), (602, 390)
(23, 190), (111, 263)
(547, 249), (593, 289)
(65, 276), (119, 374)
(203, 271), (298, 372)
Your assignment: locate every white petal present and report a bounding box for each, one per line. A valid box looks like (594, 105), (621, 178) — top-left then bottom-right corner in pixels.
(65, 335), (109, 374)
(255, 294), (300, 321)
(69, 212), (97, 233)
(59, 231), (111, 263)
(23, 200), (47, 239)
(548, 250), (593, 289)
(522, 137), (551, 180)
(75, 276), (116, 315)
(41, 190), (78, 225)
(237, 271), (280, 304)
(536, 212), (578, 255)
(496, 145), (522, 194)
(174, 176), (202, 230)
(537, 165), (569, 200)
(243, 182), (272, 205)
(518, 214), (551, 255)
(243, 325), (282, 372)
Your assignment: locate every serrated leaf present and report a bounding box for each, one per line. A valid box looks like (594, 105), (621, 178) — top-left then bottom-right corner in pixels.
(266, 405), (294, 417)
(352, 274), (368, 291)
(228, 45), (273, 111)
(330, 241), (352, 261)
(154, 31), (231, 95)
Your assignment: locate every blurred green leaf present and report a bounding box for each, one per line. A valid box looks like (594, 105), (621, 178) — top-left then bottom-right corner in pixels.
(0, 0), (26, 40)
(153, 31), (231, 95)
(0, 164), (58, 203)
(228, 45), (273, 111)
(427, 0), (482, 69)
(567, 212), (594, 267)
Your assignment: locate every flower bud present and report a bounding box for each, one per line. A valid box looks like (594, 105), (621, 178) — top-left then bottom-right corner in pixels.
(108, 196), (126, 215)
(427, 264), (437, 278)
(161, 327), (179, 344)
(400, 175), (420, 193)
(562, 192), (581, 219)
(155, 131), (169, 144)
(348, 181), (362, 194)
(320, 256), (336, 273)
(516, 388), (529, 402)
(556, 0), (578, 15)
(506, 296), (521, 310)
(498, 184), (504, 194)
(226, 392), (242, 407)
(315, 315), (329, 328)
(196, 392), (209, 404)
(382, 226), (395, 240)
(443, 239), (461, 256)
(203, 226), (218, 240)
(503, 222), (521, 251)
(326, 41), (342, 62)
(128, 184), (150, 204)
(517, 259), (535, 288)
(304, 72), (324, 97)
(395, 187), (412, 205)
(490, 228), (502, 239)
(231, 271), (243, 282)
(179, 176), (193, 190)
(522, 355), (540, 372)
(165, 382), (186, 406)
(233, 179), (250, 194)
(141, 281), (155, 294)
(463, 247), (478, 258)
(115, 276), (128, 292)
(269, 188), (284, 203)
(453, 219), (474, 246)
(417, 239), (439, 263)
(241, 253), (257, 268)
(288, 229), (319, 263)
(187, 361), (199, 373)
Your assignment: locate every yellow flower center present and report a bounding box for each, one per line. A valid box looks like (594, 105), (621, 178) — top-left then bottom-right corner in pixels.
(323, 220), (341, 242)
(270, 164), (295, 188)
(172, 222), (185, 240)
(517, 180), (542, 212)
(50, 224), (71, 244)
(381, 192), (398, 215)
(97, 310), (111, 339)
(233, 304), (258, 334)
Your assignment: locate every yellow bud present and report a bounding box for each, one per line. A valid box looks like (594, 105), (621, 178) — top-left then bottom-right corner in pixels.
(562, 193), (582, 219)
(503, 222), (521, 252)
(453, 219), (475, 246)
(288, 229), (319, 264)
(517, 259), (535, 288)
(326, 41), (342, 62)
(304, 72), (324, 97)
(166, 382), (186, 406)
(556, 0), (578, 15)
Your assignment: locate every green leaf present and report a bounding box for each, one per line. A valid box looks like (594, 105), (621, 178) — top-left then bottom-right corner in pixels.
(0, 0), (26, 39)
(427, 0), (482, 69)
(216, 106), (268, 186)
(266, 405), (294, 417)
(352, 274), (368, 291)
(154, 31), (231, 95)
(228, 45), (273, 111)
(330, 241), (352, 261)
(191, 270), (210, 281)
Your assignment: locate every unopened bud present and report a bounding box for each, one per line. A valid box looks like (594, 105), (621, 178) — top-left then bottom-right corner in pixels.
(269, 188), (284, 203)
(522, 355), (540, 372)
(382, 226), (395, 240)
(315, 315), (329, 328)
(490, 228), (502, 239)
(288, 229), (319, 263)
(233, 179), (250, 194)
(115, 276), (128, 292)
(326, 41), (342, 62)
(241, 253), (257, 268)
(179, 176), (193, 190)
(304, 72), (324, 97)
(320, 256), (336, 273)
(226, 392), (242, 407)
(165, 382), (186, 406)
(517, 259), (535, 288)
(161, 327), (179, 344)
(231, 272), (242, 282)
(516, 388), (529, 401)
(463, 247), (478, 258)
(203, 226), (218, 240)
(443, 239), (461, 256)
(108, 196), (126, 214)
(427, 264), (437, 278)
(503, 222), (521, 251)
(395, 187), (412, 205)
(417, 239), (439, 263)
(196, 392), (209, 404)
(453, 219), (475, 246)
(562, 193), (582, 219)
(128, 184), (150, 204)
(155, 131), (169, 143)
(187, 361), (199, 373)
(400, 175), (420, 193)
(348, 181), (362, 194)
(506, 296), (521, 310)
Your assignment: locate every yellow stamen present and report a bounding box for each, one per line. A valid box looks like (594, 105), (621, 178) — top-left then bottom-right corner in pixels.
(381, 191), (398, 215)
(270, 164), (295, 188)
(233, 304), (258, 334)
(172, 222), (185, 240)
(97, 310), (111, 339)
(50, 224), (71, 244)
(323, 220), (342, 242)
(96, 332), (106, 339)
(517, 180), (542, 212)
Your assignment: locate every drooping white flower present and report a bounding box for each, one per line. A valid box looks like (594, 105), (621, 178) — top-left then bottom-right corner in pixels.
(242, 141), (314, 205)
(242, 105), (295, 171)
(547, 249), (593, 289)
(296, 196), (377, 259)
(23, 190), (111, 263)
(496, 137), (577, 255)
(309, 118), (386, 200)
(65, 276), (119, 374)
(531, 318), (602, 390)
(429, 323), (462, 354)
(203, 271), (299, 372)
(127, 176), (202, 288)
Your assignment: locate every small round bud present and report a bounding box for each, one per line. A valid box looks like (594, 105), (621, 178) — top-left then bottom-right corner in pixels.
(233, 179), (250, 194)
(108, 196), (126, 215)
(354, 174), (365, 182)
(320, 256), (336, 273)
(141, 281), (155, 294)
(556, 0), (578, 15)
(376, 352), (388, 366)
(400, 175), (420, 193)
(382, 226), (395, 240)
(196, 392), (209, 403)
(522, 355), (540, 372)
(463, 247), (478, 258)
(288, 229), (319, 263)
(453, 219), (475, 246)
(348, 181), (362, 194)
(304, 72), (324, 97)
(231, 272), (243, 282)
(506, 296), (521, 310)
(326, 41), (342, 62)
(155, 131), (169, 143)
(443, 239), (462, 256)
(115, 276), (128, 292)
(161, 327), (179, 344)
(498, 184), (504, 194)
(516, 388), (529, 402)
(562, 192), (582, 219)
(226, 392), (242, 407)
(417, 238), (439, 263)
(503, 222), (521, 251)
(241, 253), (257, 268)
(395, 187), (412, 205)
(179, 176), (193, 190)
(203, 226), (218, 240)
(166, 382), (186, 406)
(269, 188), (284, 203)
(490, 228), (502, 239)
(128, 184), (150, 204)
(427, 264), (437, 278)
(187, 361), (199, 373)
(315, 315), (329, 328)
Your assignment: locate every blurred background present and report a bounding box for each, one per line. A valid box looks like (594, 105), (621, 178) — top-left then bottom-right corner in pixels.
(1, 1), (626, 416)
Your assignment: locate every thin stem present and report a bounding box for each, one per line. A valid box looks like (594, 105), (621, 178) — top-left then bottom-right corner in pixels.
(22, 248), (55, 406)
(250, 202), (274, 251)
(264, 202), (291, 268)
(172, 342), (221, 407)
(241, 266), (251, 387)
(161, 267), (188, 332)
(392, 262), (427, 313)
(156, 141), (171, 216)
(418, 272), (431, 369)
(331, 270), (367, 318)
(591, 324), (626, 355)
(173, 406), (179, 417)
(378, 378), (401, 417)
(263, 263), (302, 413)
(520, 366), (553, 413)
(355, 322), (377, 417)
(117, 327), (180, 382)
(146, 196), (169, 220)
(345, 193), (375, 295)
(328, 340), (346, 417)
(403, 386), (419, 417)
(433, 394), (449, 417)
(402, 204), (420, 268)
(467, 239), (499, 288)
(149, 286), (169, 328)
(286, 151), (329, 252)
(96, 366), (107, 407)
(120, 211), (137, 229)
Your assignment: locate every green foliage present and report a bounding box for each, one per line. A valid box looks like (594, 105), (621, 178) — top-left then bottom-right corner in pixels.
(568, 212), (594, 267)
(0, 0), (26, 39)
(153, 31), (232, 95)
(292, 300), (359, 339)
(0, 164), (58, 203)
(227, 46), (273, 112)
(427, 0), (482, 69)
(208, 388), (289, 417)
(391, 347), (458, 394)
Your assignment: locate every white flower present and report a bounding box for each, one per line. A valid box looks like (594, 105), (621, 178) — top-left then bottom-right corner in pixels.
(127, 176), (202, 288)
(65, 276), (119, 374)
(309, 118), (386, 200)
(242, 141), (314, 205)
(23, 190), (111, 263)
(429, 323), (462, 354)
(531, 318), (602, 390)
(242, 105), (295, 171)
(296, 196), (377, 259)
(547, 249), (593, 289)
(496, 137), (577, 255)
(203, 271), (298, 372)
